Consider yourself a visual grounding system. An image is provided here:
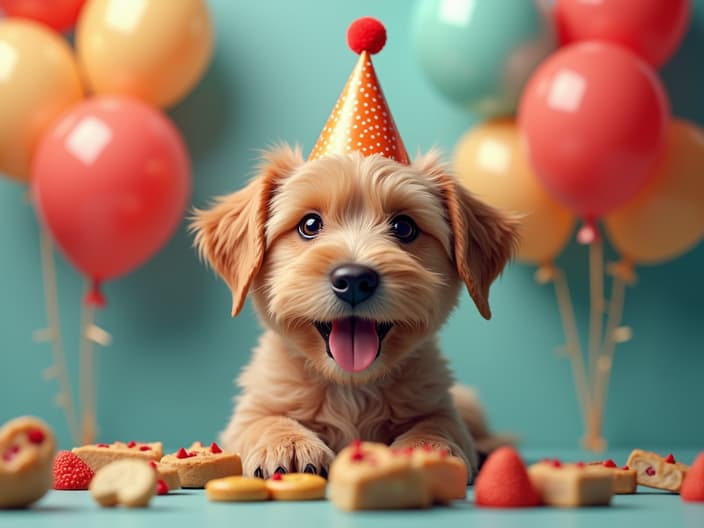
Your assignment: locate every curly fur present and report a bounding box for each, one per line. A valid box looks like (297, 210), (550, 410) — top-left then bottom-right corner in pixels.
(191, 145), (520, 480)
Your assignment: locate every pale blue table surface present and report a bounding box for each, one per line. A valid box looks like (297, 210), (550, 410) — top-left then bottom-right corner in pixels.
(3, 449), (703, 528)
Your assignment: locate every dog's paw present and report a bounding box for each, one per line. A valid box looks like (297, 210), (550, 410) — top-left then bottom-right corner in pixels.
(390, 437), (452, 454)
(243, 435), (335, 479)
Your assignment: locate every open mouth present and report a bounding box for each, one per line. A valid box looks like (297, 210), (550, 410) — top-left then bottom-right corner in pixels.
(314, 318), (393, 373)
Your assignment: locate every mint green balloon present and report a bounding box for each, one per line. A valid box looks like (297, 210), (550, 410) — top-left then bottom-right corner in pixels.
(413, 0), (556, 118)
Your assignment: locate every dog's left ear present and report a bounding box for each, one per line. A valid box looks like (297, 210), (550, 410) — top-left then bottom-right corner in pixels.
(191, 145), (303, 316)
(417, 154), (520, 320)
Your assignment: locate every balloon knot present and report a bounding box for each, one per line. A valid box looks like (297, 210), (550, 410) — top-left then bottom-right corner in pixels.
(84, 280), (106, 308)
(577, 220), (600, 245)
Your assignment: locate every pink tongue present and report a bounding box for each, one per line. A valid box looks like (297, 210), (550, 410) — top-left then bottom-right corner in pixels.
(329, 318), (379, 373)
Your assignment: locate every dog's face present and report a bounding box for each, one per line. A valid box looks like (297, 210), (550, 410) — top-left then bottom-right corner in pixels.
(193, 146), (518, 385)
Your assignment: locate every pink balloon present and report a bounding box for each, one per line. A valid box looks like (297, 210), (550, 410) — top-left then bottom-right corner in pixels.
(32, 96), (191, 305)
(518, 42), (670, 220)
(555, 0), (690, 68)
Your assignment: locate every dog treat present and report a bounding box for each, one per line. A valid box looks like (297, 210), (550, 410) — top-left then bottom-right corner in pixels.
(160, 444), (242, 488)
(528, 460), (613, 507)
(474, 447), (541, 508)
(328, 441), (432, 511)
(587, 460), (637, 494)
(89, 459), (156, 508)
(148, 460), (181, 492)
(398, 445), (467, 502)
(53, 450), (94, 490)
(266, 472), (327, 501)
(681, 452), (704, 502)
(206, 476), (271, 502)
(627, 450), (689, 492)
(0, 416), (56, 508)
(72, 441), (162, 472)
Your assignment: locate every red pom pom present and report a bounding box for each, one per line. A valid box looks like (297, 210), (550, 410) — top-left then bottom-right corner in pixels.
(53, 451), (94, 490)
(665, 453), (676, 464)
(474, 447), (541, 508)
(347, 17), (386, 55)
(682, 452), (704, 502)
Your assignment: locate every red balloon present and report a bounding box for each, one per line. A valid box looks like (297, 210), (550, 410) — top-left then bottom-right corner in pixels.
(518, 42), (669, 219)
(0, 0), (86, 32)
(32, 96), (191, 304)
(555, 0), (690, 68)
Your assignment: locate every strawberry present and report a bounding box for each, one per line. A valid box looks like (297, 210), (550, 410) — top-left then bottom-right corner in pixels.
(681, 452), (704, 502)
(53, 451), (94, 490)
(474, 447), (541, 508)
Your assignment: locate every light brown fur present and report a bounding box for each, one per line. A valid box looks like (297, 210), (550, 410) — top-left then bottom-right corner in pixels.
(192, 145), (519, 480)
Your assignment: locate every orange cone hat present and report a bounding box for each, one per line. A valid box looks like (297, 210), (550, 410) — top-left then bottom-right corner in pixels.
(309, 17), (409, 164)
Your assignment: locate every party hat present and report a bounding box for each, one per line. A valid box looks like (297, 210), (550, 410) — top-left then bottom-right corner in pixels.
(309, 17), (409, 164)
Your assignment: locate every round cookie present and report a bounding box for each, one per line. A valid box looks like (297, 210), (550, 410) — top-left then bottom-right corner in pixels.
(206, 476), (270, 502)
(0, 416), (56, 509)
(265, 473), (327, 501)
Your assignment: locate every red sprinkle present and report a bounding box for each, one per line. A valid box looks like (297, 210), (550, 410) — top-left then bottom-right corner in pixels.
(156, 479), (169, 495)
(646, 466), (656, 476)
(439, 449), (449, 458)
(176, 448), (196, 459)
(139, 445), (152, 451)
(422, 444), (434, 452)
(2, 445), (20, 462)
(622, 465), (630, 470)
(575, 462), (586, 468)
(351, 439), (362, 449)
(27, 428), (45, 445)
(665, 454), (676, 464)
(351, 450), (365, 461)
(603, 459), (617, 468)
(551, 459), (562, 468)
(403, 447), (415, 456)
(210, 442), (222, 454)
(127, 441), (137, 448)
(149, 461), (157, 469)
(271, 472), (283, 481)
(97, 443), (109, 448)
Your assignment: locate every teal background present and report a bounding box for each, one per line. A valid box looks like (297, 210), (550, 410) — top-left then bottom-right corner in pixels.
(1, 0), (702, 452)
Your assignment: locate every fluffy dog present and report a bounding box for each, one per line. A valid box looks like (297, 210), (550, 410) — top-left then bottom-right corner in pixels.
(192, 145), (519, 480)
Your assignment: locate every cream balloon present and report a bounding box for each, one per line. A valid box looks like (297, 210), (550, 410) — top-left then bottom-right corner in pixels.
(0, 19), (84, 182)
(453, 119), (575, 264)
(76, 0), (214, 108)
(605, 119), (704, 265)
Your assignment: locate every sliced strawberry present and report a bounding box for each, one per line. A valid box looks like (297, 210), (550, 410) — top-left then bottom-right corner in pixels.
(53, 451), (94, 490)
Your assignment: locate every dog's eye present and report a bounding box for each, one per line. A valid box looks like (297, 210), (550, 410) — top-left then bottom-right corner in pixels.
(298, 213), (323, 239)
(390, 215), (419, 243)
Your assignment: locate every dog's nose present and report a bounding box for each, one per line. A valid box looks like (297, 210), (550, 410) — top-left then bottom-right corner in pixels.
(330, 264), (379, 306)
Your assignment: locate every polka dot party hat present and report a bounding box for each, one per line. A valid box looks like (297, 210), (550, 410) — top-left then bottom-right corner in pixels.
(309, 17), (409, 164)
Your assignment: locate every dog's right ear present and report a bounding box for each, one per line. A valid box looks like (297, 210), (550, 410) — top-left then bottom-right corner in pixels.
(191, 145), (303, 316)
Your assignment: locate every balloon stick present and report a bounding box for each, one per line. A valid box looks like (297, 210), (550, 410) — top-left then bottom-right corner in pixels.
(79, 284), (97, 445)
(537, 264), (591, 433)
(37, 226), (80, 444)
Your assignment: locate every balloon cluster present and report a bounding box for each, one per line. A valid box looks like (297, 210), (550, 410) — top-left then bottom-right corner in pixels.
(0, 0), (213, 304)
(414, 0), (703, 451)
(0, 0), (213, 444)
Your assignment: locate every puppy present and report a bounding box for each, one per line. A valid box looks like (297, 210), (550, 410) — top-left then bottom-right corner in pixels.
(192, 145), (519, 480)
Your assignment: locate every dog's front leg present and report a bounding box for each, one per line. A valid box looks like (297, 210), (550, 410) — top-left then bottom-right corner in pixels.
(391, 412), (479, 480)
(222, 415), (335, 479)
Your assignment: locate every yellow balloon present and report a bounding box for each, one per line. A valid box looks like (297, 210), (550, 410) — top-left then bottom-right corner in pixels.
(76, 0), (214, 108)
(0, 19), (84, 183)
(605, 119), (704, 265)
(453, 119), (575, 264)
